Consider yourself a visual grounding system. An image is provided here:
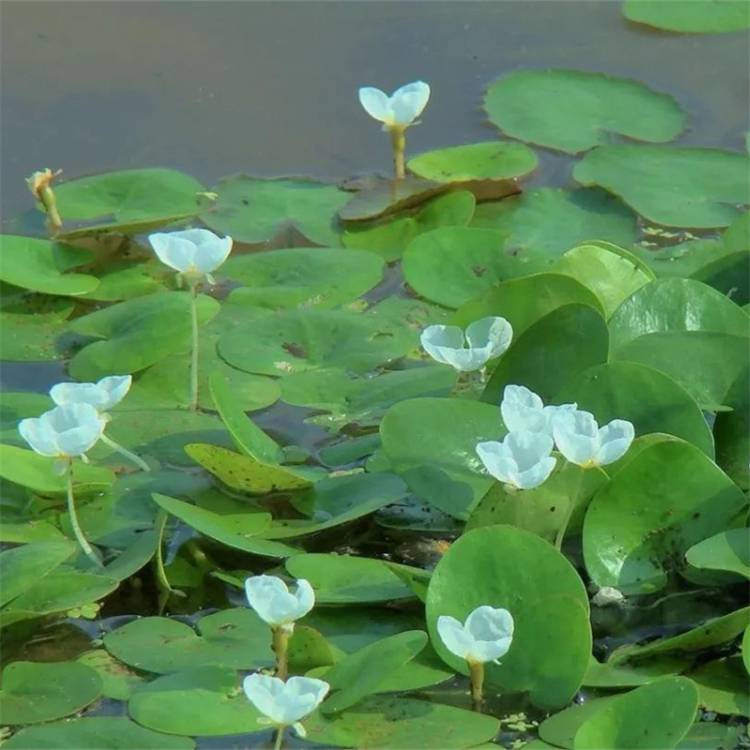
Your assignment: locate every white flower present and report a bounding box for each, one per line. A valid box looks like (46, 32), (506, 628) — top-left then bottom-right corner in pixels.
(437, 605), (514, 664)
(358, 81), (430, 129)
(552, 410), (634, 468)
(245, 575), (315, 630)
(501, 385), (577, 435)
(148, 228), (232, 279)
(243, 674), (329, 736)
(421, 317), (513, 373)
(50, 375), (132, 413)
(476, 431), (556, 490)
(18, 404), (106, 459)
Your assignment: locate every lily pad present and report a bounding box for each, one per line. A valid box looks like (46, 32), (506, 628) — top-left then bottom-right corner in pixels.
(583, 656), (691, 689)
(202, 176), (348, 246)
(0, 661), (102, 724)
(0, 306), (71, 361)
(688, 657), (749, 717)
(218, 308), (414, 376)
(685, 529), (750, 580)
(68, 291), (221, 379)
(0, 540), (76, 608)
(0, 236), (98, 295)
(714, 366), (750, 489)
(426, 525), (591, 709)
(624, 1), (750, 33)
(104, 607), (274, 673)
(285, 553), (414, 604)
(408, 141), (538, 181)
(584, 438), (747, 594)
(224, 247), (384, 309)
(54, 168), (204, 237)
(554, 361), (715, 457)
(2, 717), (195, 750)
(77, 649), (145, 701)
(471, 188), (637, 265)
(574, 145), (750, 228)
(484, 69), (685, 153)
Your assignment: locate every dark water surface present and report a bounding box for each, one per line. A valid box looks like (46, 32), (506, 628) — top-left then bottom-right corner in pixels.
(2, 0), (748, 226)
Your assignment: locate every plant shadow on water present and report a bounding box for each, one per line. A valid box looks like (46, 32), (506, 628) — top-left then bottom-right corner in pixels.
(1, 1), (749, 749)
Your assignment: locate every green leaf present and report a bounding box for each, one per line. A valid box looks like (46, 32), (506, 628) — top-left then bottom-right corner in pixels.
(483, 304), (609, 403)
(68, 291), (221, 379)
(54, 168), (204, 237)
(609, 278), (750, 408)
(743, 627), (750, 675)
(574, 145), (750, 228)
(426, 525), (591, 709)
(128, 666), (263, 736)
(380, 398), (505, 519)
(218, 308), (414, 376)
(688, 657), (749, 717)
(0, 236), (98, 295)
(624, 0), (750, 33)
(574, 677), (699, 749)
(714, 366), (750, 489)
(224, 247), (383, 309)
(2, 717), (195, 750)
(685, 528), (750, 580)
(77, 649), (145, 701)
(484, 69), (685, 153)
(583, 438), (747, 594)
(554, 361), (715, 458)
(0, 661), (102, 724)
(408, 141), (538, 181)
(0, 540), (75, 607)
(202, 176), (348, 245)
(471, 188), (637, 265)
(81, 261), (165, 302)
(305, 695), (500, 749)
(0, 305), (71, 361)
(104, 608), (274, 674)
(285, 553), (414, 604)
(583, 656), (690, 689)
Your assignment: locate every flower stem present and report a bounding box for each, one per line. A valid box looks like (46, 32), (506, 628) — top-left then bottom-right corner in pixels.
(390, 126), (406, 180)
(273, 726), (285, 750)
(272, 626), (291, 680)
(66, 461), (101, 566)
(189, 282), (200, 412)
(100, 433), (150, 472)
(154, 510), (185, 610)
(468, 660), (485, 712)
(555, 463), (587, 550)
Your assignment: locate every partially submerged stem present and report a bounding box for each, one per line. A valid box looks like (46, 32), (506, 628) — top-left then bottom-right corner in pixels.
(390, 126), (406, 180)
(100, 432), (150, 472)
(189, 283), (200, 412)
(154, 510), (185, 611)
(468, 660), (485, 712)
(555, 463), (587, 550)
(272, 626), (291, 680)
(66, 461), (101, 566)
(273, 726), (285, 750)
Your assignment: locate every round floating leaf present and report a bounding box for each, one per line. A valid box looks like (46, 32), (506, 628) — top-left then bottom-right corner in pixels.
(152, 492), (298, 558)
(583, 438), (748, 594)
(224, 247), (383, 309)
(202, 176), (348, 245)
(286, 553), (414, 604)
(218, 308), (414, 376)
(553, 242), (654, 318)
(343, 190), (475, 261)
(685, 529), (750, 580)
(105, 608), (273, 674)
(609, 278), (750, 409)
(402, 227), (513, 308)
(305, 694), (500, 748)
(688, 657), (750, 717)
(3, 717), (194, 750)
(539, 696), (622, 749)
(0, 540), (75, 607)
(574, 677), (698, 749)
(554, 361), (714, 458)
(68, 291), (221, 379)
(54, 168), (204, 237)
(714, 366), (750, 489)
(426, 525), (591, 709)
(321, 631), (427, 713)
(0, 306), (71, 361)
(484, 69), (685, 154)
(0, 661), (102, 724)
(128, 666), (263, 736)
(472, 188), (637, 266)
(483, 304), (609, 404)
(380, 398), (505, 519)
(574, 145), (750, 228)
(77, 649), (145, 701)
(624, 0), (750, 33)
(0, 236), (98, 295)
(583, 656), (690, 689)
(408, 141), (538, 181)
(81, 261), (164, 302)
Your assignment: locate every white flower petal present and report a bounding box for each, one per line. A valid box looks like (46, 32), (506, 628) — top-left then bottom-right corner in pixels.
(148, 233), (196, 273)
(18, 417), (59, 456)
(476, 440), (516, 484)
(192, 233), (233, 273)
(552, 410), (599, 466)
(358, 86), (391, 123)
(516, 455), (557, 489)
(501, 385), (546, 433)
(95, 375), (132, 410)
(390, 81), (430, 125)
(245, 575), (312, 627)
(49, 382), (103, 409)
(595, 419), (635, 466)
(243, 674), (328, 726)
(292, 579), (315, 620)
(465, 605), (514, 662)
(466, 316), (513, 359)
(437, 615), (476, 660)
(243, 674), (286, 724)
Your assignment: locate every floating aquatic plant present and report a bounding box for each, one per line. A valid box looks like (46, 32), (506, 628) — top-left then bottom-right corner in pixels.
(476, 430), (557, 490)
